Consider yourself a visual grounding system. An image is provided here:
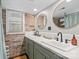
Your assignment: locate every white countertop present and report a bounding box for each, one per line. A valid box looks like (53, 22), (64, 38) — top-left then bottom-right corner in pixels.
(25, 32), (79, 59)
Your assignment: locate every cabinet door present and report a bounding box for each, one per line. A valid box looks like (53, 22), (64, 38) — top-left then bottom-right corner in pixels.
(25, 37), (29, 56)
(25, 37), (34, 59)
(34, 48), (46, 59)
(34, 43), (51, 59)
(34, 43), (64, 59)
(28, 40), (34, 59)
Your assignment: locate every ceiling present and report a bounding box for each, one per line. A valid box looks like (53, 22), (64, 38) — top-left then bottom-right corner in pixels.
(54, 0), (79, 18)
(2, 0), (58, 15)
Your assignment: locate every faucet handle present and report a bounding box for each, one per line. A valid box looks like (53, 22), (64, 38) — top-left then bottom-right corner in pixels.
(54, 37), (59, 41)
(56, 38), (59, 41)
(65, 39), (71, 43)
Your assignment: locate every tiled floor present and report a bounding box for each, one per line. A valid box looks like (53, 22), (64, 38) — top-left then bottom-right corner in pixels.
(13, 55), (28, 59)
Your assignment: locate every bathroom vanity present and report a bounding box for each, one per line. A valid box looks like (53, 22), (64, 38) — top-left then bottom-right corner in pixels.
(24, 32), (79, 59)
(25, 37), (64, 59)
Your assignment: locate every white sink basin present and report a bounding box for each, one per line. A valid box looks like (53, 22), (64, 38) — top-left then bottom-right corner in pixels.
(41, 40), (77, 52)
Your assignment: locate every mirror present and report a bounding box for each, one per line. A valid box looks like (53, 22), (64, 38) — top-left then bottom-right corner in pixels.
(53, 0), (79, 29)
(37, 14), (47, 30)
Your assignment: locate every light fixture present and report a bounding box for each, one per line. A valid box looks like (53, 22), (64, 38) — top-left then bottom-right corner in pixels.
(33, 8), (37, 11)
(66, 0), (72, 2)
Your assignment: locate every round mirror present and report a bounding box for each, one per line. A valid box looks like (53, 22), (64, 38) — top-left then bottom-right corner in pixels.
(37, 14), (47, 30)
(53, 0), (79, 29)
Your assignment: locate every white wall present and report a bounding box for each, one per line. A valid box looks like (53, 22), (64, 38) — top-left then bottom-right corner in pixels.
(36, 0), (79, 35)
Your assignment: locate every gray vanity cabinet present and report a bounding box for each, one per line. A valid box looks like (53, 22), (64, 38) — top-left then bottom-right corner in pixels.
(25, 37), (64, 59)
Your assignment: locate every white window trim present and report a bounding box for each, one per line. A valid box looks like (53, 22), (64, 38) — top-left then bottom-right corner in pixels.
(6, 9), (25, 34)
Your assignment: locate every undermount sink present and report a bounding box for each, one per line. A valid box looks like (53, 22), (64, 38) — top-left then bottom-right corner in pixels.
(41, 40), (77, 52)
(43, 35), (53, 39)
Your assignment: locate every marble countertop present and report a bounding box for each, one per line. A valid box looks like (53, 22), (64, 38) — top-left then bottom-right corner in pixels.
(25, 32), (79, 59)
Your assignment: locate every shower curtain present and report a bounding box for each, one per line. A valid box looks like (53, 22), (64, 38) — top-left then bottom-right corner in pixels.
(64, 12), (79, 28)
(0, 15), (7, 59)
(0, 3), (7, 59)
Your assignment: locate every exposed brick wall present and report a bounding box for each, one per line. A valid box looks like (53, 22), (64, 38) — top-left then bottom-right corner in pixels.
(6, 34), (25, 57)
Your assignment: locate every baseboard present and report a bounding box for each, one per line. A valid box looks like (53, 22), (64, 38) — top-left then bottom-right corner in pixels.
(9, 53), (26, 59)
(25, 53), (29, 59)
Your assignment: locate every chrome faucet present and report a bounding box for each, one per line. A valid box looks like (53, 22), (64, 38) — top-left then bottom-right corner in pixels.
(57, 32), (63, 42)
(36, 31), (39, 35)
(34, 30), (39, 36)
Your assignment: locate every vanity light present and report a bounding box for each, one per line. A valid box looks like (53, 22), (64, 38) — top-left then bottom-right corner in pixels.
(34, 8), (37, 11)
(66, 0), (72, 2)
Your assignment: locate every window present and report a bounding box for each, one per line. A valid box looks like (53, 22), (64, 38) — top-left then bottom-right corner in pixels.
(6, 10), (24, 34)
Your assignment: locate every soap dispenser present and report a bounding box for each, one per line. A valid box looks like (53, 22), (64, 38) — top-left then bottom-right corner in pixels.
(71, 35), (77, 45)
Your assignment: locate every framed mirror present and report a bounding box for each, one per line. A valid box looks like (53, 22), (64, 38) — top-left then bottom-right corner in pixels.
(37, 14), (47, 30)
(53, 0), (79, 29)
